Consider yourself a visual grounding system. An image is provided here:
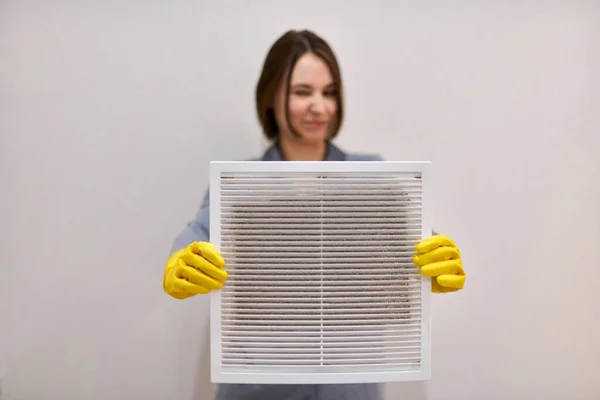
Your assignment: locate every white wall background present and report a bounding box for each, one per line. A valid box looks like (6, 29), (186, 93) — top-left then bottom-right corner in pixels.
(1, 1), (599, 399)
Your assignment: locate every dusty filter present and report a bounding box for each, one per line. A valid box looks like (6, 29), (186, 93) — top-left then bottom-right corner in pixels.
(209, 161), (432, 385)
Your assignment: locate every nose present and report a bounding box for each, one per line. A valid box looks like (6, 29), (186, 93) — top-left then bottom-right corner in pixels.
(309, 94), (326, 114)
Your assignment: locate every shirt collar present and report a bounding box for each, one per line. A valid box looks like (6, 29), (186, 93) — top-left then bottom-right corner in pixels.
(261, 141), (347, 162)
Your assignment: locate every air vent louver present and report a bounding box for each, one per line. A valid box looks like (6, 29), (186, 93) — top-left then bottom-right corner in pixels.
(210, 161), (431, 384)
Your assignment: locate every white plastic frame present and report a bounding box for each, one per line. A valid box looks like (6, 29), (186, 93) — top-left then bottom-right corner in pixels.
(209, 161), (432, 385)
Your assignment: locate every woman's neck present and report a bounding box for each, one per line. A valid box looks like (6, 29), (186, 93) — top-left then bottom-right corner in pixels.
(277, 137), (327, 161)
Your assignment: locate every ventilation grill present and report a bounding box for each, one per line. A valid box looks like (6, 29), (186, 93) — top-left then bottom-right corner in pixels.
(210, 161), (431, 384)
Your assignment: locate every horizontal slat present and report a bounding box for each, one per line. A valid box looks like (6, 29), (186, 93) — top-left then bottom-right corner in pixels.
(222, 325), (420, 330)
(222, 339), (421, 345)
(222, 223), (418, 231)
(221, 201), (421, 208)
(222, 316), (421, 323)
(225, 272), (418, 277)
(221, 337), (421, 342)
(222, 290), (420, 296)
(222, 333), (421, 340)
(224, 262), (416, 267)
(226, 276), (420, 283)
(221, 197), (421, 204)
(221, 218), (421, 224)
(220, 205), (421, 213)
(222, 299), (421, 307)
(222, 305), (420, 312)
(223, 313), (420, 319)
(221, 362), (419, 368)
(223, 242), (419, 246)
(221, 223), (421, 228)
(223, 245), (419, 251)
(222, 347), (419, 352)
(222, 179), (421, 184)
(221, 177), (421, 183)
(222, 301), (420, 308)
(220, 258), (416, 264)
(222, 289), (421, 295)
(226, 268), (419, 273)
(223, 348), (420, 356)
(222, 302), (420, 308)
(224, 276), (418, 282)
(221, 197), (422, 203)
(222, 354), (421, 361)
(225, 282), (420, 287)
(222, 250), (416, 257)
(221, 177), (422, 181)
(223, 350), (421, 357)
(221, 249), (418, 255)
(223, 272), (417, 278)
(222, 293), (421, 300)
(222, 210), (421, 216)
(222, 297), (419, 302)
(223, 309), (420, 317)
(221, 341), (421, 347)
(221, 336), (420, 343)
(221, 340), (421, 346)
(222, 327), (420, 335)
(223, 285), (419, 292)
(226, 265), (418, 270)
(226, 276), (422, 285)
(222, 321), (421, 328)
(221, 217), (421, 224)
(221, 175), (421, 181)
(222, 232), (420, 238)
(223, 341), (421, 347)
(222, 354), (422, 360)
(224, 263), (416, 268)
(223, 263), (418, 268)
(221, 230), (420, 236)
(222, 313), (420, 320)
(221, 186), (421, 192)
(221, 329), (420, 335)
(222, 319), (420, 325)
(222, 185), (421, 189)
(223, 305), (420, 312)
(220, 240), (419, 247)
(221, 189), (420, 195)
(220, 210), (421, 217)
(220, 209), (423, 219)
(222, 358), (420, 364)
(222, 335), (421, 342)
(223, 342), (421, 350)
(224, 269), (419, 275)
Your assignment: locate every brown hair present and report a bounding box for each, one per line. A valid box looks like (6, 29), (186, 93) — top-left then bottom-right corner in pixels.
(255, 30), (344, 140)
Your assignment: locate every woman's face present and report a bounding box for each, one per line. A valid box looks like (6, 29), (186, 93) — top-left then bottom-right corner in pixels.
(274, 52), (338, 144)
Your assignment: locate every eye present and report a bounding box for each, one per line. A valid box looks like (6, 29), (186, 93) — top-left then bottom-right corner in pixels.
(324, 90), (337, 97)
(293, 90), (312, 96)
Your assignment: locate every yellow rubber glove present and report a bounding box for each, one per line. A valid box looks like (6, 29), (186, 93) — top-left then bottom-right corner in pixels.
(163, 242), (227, 300)
(414, 234), (466, 293)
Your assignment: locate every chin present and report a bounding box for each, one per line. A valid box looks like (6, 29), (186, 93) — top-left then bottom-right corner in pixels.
(297, 129), (329, 144)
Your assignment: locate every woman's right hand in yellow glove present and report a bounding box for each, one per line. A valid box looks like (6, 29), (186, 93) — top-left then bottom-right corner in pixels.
(163, 242), (227, 300)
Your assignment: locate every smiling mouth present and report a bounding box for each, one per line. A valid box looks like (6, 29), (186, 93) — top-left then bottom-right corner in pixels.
(305, 121), (327, 127)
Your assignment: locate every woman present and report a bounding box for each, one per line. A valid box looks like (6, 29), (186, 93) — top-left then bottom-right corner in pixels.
(163, 30), (466, 400)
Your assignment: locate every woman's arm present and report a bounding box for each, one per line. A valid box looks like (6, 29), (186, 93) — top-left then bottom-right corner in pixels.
(170, 188), (211, 254)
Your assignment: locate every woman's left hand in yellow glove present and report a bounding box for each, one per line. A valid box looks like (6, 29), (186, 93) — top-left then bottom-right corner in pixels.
(413, 234), (466, 293)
